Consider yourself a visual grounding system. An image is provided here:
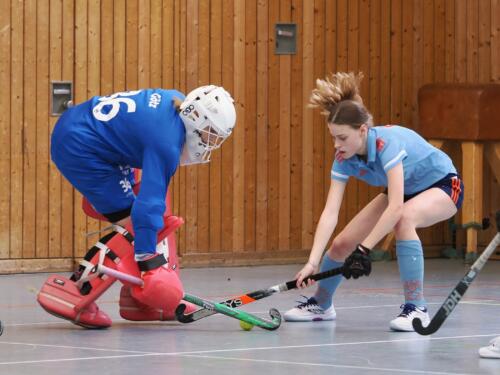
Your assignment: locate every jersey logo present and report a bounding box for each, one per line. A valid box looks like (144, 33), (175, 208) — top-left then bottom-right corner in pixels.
(359, 169), (367, 177)
(148, 93), (162, 108)
(119, 178), (132, 194)
(376, 138), (385, 152)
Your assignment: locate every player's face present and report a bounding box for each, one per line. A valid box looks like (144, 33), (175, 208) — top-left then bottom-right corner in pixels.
(198, 124), (224, 148)
(328, 123), (367, 159)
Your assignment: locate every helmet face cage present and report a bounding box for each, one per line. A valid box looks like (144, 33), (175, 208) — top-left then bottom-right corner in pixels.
(197, 124), (225, 149)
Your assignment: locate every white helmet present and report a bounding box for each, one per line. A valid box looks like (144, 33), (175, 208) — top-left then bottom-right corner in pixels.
(179, 85), (236, 165)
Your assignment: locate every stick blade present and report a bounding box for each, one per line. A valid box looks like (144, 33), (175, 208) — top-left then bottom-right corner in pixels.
(412, 316), (440, 335)
(175, 303), (194, 323)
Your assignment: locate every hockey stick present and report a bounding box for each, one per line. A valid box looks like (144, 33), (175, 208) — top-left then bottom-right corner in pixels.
(0, 320), (3, 336)
(97, 264), (281, 331)
(182, 293), (281, 331)
(176, 265), (346, 323)
(412, 210), (500, 335)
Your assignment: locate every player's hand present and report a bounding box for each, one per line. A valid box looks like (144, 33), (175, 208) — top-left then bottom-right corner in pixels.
(342, 244), (371, 279)
(295, 262), (319, 288)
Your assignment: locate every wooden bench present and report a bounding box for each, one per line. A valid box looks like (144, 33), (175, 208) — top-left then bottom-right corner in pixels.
(418, 83), (500, 260)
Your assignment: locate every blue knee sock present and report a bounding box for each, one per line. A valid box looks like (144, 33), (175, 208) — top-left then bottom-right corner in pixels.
(313, 254), (344, 309)
(396, 240), (426, 307)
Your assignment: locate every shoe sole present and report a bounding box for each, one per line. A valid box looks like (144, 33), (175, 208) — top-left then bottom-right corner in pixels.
(284, 316), (336, 322)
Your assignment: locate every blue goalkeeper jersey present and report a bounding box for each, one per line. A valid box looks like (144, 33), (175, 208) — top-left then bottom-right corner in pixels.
(52, 89), (186, 253)
(330, 125), (457, 194)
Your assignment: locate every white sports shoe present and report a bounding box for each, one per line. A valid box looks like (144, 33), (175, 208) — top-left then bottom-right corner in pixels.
(479, 336), (500, 358)
(389, 303), (430, 332)
(284, 296), (336, 322)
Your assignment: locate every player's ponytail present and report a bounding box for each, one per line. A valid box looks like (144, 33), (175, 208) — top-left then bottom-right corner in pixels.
(172, 97), (183, 112)
(309, 72), (373, 128)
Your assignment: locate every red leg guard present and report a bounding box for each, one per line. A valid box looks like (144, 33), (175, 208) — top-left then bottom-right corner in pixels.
(37, 227), (137, 328)
(119, 285), (197, 321)
(37, 275), (112, 328)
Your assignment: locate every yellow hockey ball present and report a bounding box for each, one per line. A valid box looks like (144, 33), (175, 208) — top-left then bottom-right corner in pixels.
(239, 320), (254, 331)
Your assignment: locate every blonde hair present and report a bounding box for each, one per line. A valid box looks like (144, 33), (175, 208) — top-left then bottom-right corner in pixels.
(309, 72), (373, 128)
(172, 97), (183, 112)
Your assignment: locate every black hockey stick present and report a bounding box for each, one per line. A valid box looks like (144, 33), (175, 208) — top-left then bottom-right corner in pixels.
(0, 320), (3, 336)
(412, 210), (500, 335)
(176, 265), (346, 323)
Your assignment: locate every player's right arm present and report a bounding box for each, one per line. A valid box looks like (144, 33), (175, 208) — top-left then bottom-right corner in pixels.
(296, 178), (346, 287)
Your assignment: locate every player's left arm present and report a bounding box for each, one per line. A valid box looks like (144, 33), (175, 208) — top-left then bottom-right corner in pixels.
(360, 162), (404, 249)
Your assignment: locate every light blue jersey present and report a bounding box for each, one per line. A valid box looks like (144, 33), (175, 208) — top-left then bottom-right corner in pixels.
(331, 125), (457, 194)
(51, 89), (186, 254)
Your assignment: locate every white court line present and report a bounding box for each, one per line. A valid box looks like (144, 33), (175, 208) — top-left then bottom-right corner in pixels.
(235, 300), (500, 314)
(4, 300), (499, 327)
(0, 333), (499, 366)
(7, 321), (69, 327)
(180, 354), (472, 375)
(0, 341), (152, 354)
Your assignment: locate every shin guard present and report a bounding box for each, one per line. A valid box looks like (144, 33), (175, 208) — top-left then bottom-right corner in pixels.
(37, 226), (136, 328)
(119, 285), (197, 321)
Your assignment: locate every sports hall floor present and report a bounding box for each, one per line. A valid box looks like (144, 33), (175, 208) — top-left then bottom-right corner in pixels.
(1, 259), (499, 375)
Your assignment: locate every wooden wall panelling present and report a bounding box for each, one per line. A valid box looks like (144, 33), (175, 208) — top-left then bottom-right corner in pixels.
(74, 0), (88, 259)
(197, 0), (210, 252)
(209, 0), (223, 252)
(267, 0), (280, 251)
(493, 0), (500, 82)
(290, 0), (304, 251)
(379, 0), (391, 125)
(466, 0), (479, 82)
(445, 0), (455, 82)
(185, 0), (199, 254)
(151, 0), (163, 88)
(423, 0), (435, 84)
(171, 0), (183, 251)
(278, 0), (292, 251)
(336, 0), (357, 227)
(233, 0), (246, 252)
(368, 0), (381, 202)
(301, 0), (314, 248)
(434, 0), (446, 82)
(244, 0), (257, 252)
(401, 0), (413, 143)
(61, 0), (75, 259)
(113, 0), (126, 91)
(312, 0), (326, 235)
(423, 0), (443, 247)
(220, 0), (234, 253)
(323, 0), (336, 210)
(0, 0), (11, 259)
(23, 0), (37, 259)
(101, 0), (113, 101)
(175, 0), (186, 254)
(256, 0), (269, 252)
(35, 0), (50, 259)
(126, 0), (139, 89)
(478, 0), (491, 83)
(138, 0), (151, 88)
(86, 0), (100, 250)
(390, 0), (402, 125)
(455, 0), (467, 82)
(162, 0), (175, 89)
(358, 0), (371, 213)
(1, 0), (499, 272)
